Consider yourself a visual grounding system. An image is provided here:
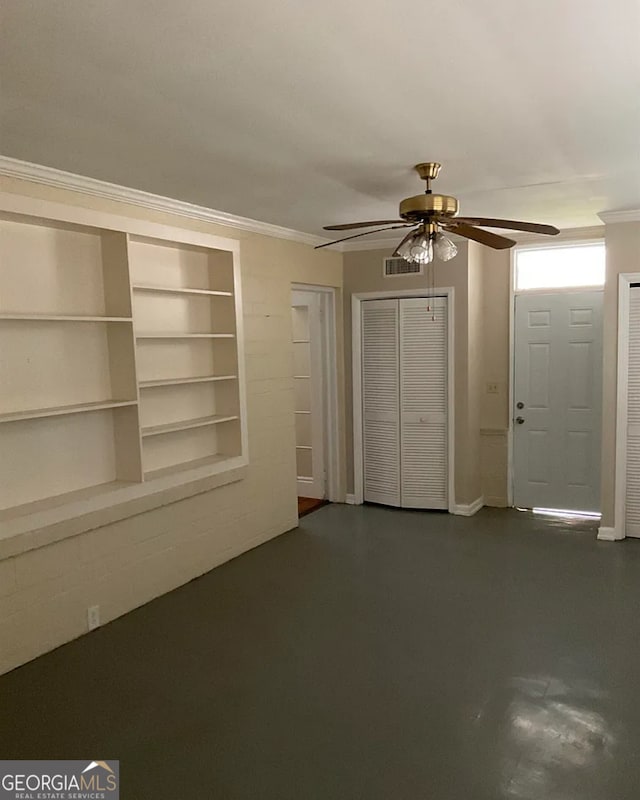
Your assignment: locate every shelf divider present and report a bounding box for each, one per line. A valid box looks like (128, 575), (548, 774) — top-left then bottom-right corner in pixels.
(106, 230), (144, 482)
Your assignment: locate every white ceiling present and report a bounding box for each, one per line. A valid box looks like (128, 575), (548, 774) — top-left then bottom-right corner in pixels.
(2, 0), (639, 237)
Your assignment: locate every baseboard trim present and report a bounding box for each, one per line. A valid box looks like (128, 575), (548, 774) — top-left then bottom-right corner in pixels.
(484, 495), (508, 508)
(597, 526), (624, 541)
(345, 493), (357, 505)
(451, 496), (485, 517)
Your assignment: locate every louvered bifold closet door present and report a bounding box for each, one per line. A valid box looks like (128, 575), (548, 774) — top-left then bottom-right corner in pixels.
(399, 297), (448, 509)
(626, 287), (640, 537)
(362, 299), (401, 506)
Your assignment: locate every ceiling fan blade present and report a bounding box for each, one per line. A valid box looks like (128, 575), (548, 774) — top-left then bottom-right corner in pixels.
(443, 222), (515, 250)
(315, 225), (411, 250)
(323, 220), (407, 231)
(443, 216), (560, 236)
(392, 228), (419, 258)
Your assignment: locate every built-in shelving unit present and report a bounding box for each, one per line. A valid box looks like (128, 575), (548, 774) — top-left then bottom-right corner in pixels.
(129, 233), (242, 477)
(0, 202), (246, 536)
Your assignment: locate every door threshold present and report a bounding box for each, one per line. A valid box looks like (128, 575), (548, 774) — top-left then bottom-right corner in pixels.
(530, 507), (601, 520)
(298, 497), (329, 518)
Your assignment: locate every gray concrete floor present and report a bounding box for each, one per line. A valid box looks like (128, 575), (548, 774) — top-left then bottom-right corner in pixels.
(1, 505), (640, 799)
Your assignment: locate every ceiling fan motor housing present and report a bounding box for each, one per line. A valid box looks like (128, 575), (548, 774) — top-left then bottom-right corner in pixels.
(399, 193), (459, 222)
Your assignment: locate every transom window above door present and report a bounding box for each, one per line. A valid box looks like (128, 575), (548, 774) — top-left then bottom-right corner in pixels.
(515, 243), (605, 292)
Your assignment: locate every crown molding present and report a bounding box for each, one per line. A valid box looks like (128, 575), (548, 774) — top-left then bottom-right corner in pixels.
(0, 155), (332, 248)
(598, 208), (640, 224)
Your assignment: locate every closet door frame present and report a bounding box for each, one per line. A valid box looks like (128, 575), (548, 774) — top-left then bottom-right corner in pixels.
(352, 287), (455, 511)
(611, 273), (640, 541)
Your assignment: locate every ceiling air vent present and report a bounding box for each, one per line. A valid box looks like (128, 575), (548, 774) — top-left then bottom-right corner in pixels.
(383, 256), (423, 277)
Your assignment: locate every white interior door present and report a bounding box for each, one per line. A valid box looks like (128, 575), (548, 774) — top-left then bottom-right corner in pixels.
(292, 290), (325, 499)
(513, 291), (603, 512)
(360, 296), (448, 509)
(399, 297), (448, 509)
(362, 299), (401, 506)
(624, 286), (640, 537)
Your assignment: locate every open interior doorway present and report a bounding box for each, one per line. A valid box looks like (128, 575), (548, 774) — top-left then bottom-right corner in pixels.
(291, 285), (338, 517)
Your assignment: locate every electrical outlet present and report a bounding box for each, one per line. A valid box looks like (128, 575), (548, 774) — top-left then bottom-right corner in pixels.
(87, 605), (100, 631)
(486, 382), (500, 395)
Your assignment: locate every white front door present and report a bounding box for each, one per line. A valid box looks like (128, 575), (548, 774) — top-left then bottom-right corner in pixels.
(291, 290), (325, 499)
(513, 291), (603, 512)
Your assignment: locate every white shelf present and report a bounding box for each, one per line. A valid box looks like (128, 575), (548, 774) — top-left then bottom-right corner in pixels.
(143, 453), (233, 481)
(132, 284), (233, 297)
(140, 375), (237, 389)
(0, 400), (138, 424)
(136, 332), (235, 339)
(0, 313), (132, 322)
(141, 414), (239, 438)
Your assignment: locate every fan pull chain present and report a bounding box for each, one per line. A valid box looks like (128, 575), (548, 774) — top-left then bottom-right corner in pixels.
(429, 261), (436, 322)
(427, 254), (436, 321)
(432, 260), (436, 321)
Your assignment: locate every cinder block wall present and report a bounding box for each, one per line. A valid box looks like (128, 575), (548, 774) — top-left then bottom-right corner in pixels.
(0, 178), (345, 675)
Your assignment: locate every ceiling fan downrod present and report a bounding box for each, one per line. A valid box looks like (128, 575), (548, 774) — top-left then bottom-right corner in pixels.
(415, 162), (442, 195)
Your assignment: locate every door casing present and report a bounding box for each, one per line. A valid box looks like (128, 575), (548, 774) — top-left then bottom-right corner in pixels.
(291, 284), (341, 503)
(608, 273), (640, 540)
(508, 240), (606, 510)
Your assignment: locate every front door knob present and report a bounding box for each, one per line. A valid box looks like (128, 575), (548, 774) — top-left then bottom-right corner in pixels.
(516, 416), (525, 424)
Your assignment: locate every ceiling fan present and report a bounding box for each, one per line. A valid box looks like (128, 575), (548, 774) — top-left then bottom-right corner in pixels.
(316, 162), (560, 263)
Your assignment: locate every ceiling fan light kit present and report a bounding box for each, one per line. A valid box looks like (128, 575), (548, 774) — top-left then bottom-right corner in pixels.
(396, 227), (434, 264)
(317, 162), (560, 261)
(434, 232), (458, 262)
